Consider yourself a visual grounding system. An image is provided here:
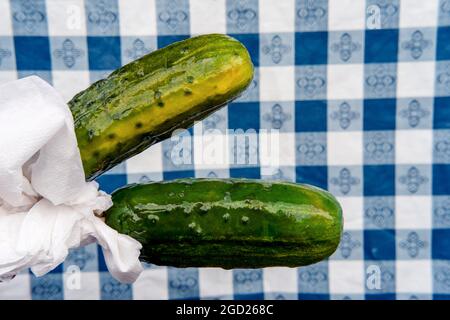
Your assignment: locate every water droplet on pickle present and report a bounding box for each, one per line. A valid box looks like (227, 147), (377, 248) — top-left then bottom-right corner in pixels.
(223, 192), (231, 202)
(241, 216), (249, 224)
(147, 214), (159, 224)
(222, 213), (230, 222)
(188, 222), (196, 229)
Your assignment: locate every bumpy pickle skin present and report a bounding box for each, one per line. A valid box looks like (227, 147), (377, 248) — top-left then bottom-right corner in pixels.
(69, 34), (254, 180)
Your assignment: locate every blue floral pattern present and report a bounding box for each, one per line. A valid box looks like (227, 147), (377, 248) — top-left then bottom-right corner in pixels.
(234, 270), (261, 286)
(234, 270), (263, 293)
(399, 232), (427, 258)
(262, 104), (292, 129)
(435, 264), (450, 291)
(401, 30), (431, 60)
(32, 277), (63, 300)
(434, 197), (450, 226)
(227, 0), (258, 33)
(399, 99), (430, 128)
(298, 264), (328, 293)
(12, 0), (46, 34)
(339, 232), (361, 259)
(296, 0), (328, 31)
(158, 1), (188, 31)
(102, 280), (132, 299)
(364, 132), (394, 163)
(436, 63), (450, 94)
(368, 0), (399, 28)
(297, 133), (326, 165)
(365, 197), (395, 228)
(440, 0), (450, 25)
(66, 247), (94, 271)
(365, 64), (397, 98)
(53, 39), (84, 69)
(330, 168), (360, 195)
(125, 39), (152, 60)
(330, 33), (361, 62)
(0, 47), (11, 67)
(330, 101), (360, 130)
(296, 66), (326, 99)
(398, 166), (429, 194)
(434, 131), (450, 163)
(87, 0), (118, 34)
(169, 273), (198, 293)
(262, 35), (290, 64)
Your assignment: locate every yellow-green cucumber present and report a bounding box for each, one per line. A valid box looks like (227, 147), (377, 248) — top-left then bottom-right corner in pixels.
(69, 34), (254, 180)
(105, 178), (343, 269)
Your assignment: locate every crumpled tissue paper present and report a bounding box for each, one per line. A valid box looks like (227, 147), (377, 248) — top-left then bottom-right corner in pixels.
(0, 76), (143, 283)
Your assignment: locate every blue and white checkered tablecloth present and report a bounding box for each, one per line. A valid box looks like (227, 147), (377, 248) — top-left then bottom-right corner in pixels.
(0, 0), (450, 300)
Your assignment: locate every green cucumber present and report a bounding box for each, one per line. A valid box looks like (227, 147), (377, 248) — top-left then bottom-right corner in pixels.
(105, 178), (343, 269)
(69, 34), (254, 180)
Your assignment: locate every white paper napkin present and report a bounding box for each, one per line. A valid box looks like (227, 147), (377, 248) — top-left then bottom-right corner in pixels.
(0, 76), (143, 283)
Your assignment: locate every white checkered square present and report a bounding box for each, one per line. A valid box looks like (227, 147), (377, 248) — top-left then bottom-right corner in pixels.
(259, 0), (295, 33)
(329, 261), (365, 294)
(328, 131), (363, 166)
(263, 267), (298, 294)
(126, 143), (164, 174)
(397, 62), (435, 98)
(260, 66), (295, 102)
(0, 71), (17, 85)
(133, 268), (169, 299)
(52, 71), (90, 102)
(118, 0), (157, 36)
(396, 130), (433, 164)
(396, 260), (432, 293)
(399, 0), (439, 28)
(328, 0), (366, 31)
(0, 0), (13, 36)
(190, 0), (227, 35)
(64, 272), (100, 300)
(47, 0), (87, 36)
(337, 196), (364, 230)
(0, 273), (31, 299)
(396, 195), (432, 229)
(327, 64), (364, 100)
(199, 268), (233, 298)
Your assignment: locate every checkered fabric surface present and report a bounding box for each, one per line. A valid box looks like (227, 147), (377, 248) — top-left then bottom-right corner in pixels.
(0, 0), (450, 300)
